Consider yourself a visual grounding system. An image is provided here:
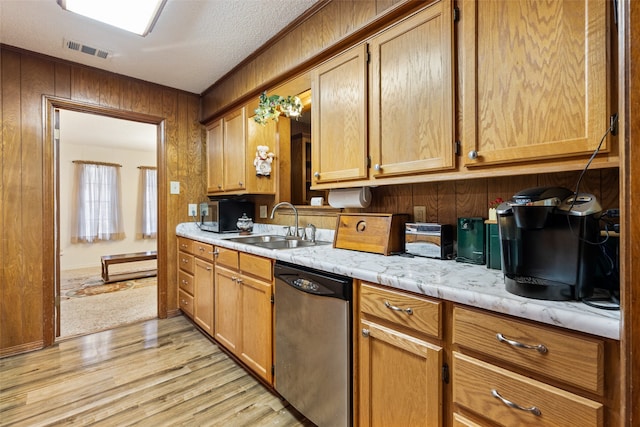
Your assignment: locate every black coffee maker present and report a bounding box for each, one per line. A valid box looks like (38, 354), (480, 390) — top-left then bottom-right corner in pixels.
(496, 186), (602, 301)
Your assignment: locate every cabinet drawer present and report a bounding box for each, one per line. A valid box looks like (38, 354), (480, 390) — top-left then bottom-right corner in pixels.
(178, 252), (194, 275)
(179, 289), (194, 317)
(177, 237), (193, 254)
(452, 413), (483, 427)
(239, 252), (272, 281)
(193, 241), (215, 262)
(178, 270), (194, 295)
(452, 352), (603, 427)
(452, 307), (604, 394)
(216, 247), (238, 269)
(360, 283), (441, 339)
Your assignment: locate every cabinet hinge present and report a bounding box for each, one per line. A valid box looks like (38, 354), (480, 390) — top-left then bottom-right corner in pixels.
(272, 364), (275, 376)
(453, 6), (460, 22)
(442, 363), (450, 384)
(271, 294), (274, 304)
(454, 140), (461, 156)
(367, 156), (372, 168)
(366, 50), (370, 63)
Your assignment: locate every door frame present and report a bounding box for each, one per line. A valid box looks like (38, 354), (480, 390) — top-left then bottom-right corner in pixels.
(42, 96), (167, 344)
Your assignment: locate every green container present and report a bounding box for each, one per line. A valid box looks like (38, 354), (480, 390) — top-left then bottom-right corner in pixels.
(456, 218), (485, 264)
(486, 222), (502, 270)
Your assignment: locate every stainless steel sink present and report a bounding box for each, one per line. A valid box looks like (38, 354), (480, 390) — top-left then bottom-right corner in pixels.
(253, 239), (329, 250)
(225, 234), (329, 250)
(226, 235), (287, 244)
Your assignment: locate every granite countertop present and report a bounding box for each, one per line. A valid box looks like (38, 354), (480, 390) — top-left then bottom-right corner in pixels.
(176, 222), (620, 340)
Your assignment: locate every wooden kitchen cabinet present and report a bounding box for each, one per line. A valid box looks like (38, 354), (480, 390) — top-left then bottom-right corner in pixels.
(358, 282), (443, 427)
(311, 43), (368, 185)
(369, 0), (455, 179)
(177, 237), (215, 336)
(207, 107), (247, 194)
(460, 0), (611, 168)
(451, 306), (615, 426)
(214, 248), (274, 384)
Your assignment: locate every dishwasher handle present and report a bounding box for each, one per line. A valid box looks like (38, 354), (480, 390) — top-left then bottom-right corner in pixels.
(278, 273), (336, 296)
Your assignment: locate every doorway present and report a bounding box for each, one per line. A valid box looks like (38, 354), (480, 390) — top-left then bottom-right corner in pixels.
(43, 97), (167, 342)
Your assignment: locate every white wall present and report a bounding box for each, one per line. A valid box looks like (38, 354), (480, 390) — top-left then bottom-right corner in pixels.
(59, 134), (157, 271)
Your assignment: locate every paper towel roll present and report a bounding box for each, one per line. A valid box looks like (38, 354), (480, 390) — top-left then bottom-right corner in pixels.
(328, 187), (372, 208)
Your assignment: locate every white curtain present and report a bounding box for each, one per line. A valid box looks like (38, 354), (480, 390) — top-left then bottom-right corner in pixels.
(71, 162), (125, 243)
(137, 167), (157, 239)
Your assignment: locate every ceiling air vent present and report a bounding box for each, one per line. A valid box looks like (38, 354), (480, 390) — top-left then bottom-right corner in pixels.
(64, 39), (111, 60)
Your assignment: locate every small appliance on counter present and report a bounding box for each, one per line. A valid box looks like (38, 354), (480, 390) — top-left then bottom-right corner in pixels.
(405, 223), (453, 259)
(198, 199), (255, 233)
(456, 217), (485, 264)
(496, 186), (602, 301)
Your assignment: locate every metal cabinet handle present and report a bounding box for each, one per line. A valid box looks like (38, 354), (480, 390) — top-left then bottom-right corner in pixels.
(374, 163), (381, 171)
(236, 278), (243, 284)
(491, 389), (541, 416)
(239, 181), (243, 186)
(213, 250), (219, 257)
(468, 150), (479, 160)
(231, 276), (238, 282)
(384, 300), (413, 315)
(206, 267), (212, 271)
(362, 328), (370, 337)
(314, 171), (320, 178)
(181, 258), (189, 263)
(496, 333), (548, 354)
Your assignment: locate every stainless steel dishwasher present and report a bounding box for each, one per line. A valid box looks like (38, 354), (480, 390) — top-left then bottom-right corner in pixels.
(274, 261), (352, 427)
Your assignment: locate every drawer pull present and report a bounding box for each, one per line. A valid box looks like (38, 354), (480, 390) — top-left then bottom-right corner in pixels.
(496, 333), (548, 354)
(491, 389), (541, 416)
(384, 300), (413, 315)
(362, 328), (370, 337)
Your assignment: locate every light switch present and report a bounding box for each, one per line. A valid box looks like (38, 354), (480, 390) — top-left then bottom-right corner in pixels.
(170, 181), (180, 194)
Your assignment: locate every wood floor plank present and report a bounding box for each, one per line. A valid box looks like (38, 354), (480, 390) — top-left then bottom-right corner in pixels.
(0, 317), (310, 427)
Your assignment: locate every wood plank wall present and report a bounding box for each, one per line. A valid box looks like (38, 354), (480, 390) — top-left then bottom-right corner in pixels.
(363, 169), (620, 227)
(0, 46), (204, 356)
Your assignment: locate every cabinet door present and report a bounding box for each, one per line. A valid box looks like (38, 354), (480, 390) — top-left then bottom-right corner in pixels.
(246, 114), (287, 195)
(359, 319), (443, 427)
(311, 44), (368, 184)
(239, 274), (273, 384)
(214, 266), (241, 353)
(206, 119), (224, 193)
(369, 1), (455, 178)
(460, 0), (609, 167)
(194, 258), (214, 336)
(223, 107), (247, 192)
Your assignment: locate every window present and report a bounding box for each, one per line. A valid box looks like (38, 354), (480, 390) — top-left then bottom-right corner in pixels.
(71, 161), (125, 243)
(137, 167), (157, 239)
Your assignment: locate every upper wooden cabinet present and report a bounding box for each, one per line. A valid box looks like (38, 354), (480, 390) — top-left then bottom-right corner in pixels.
(311, 43), (369, 185)
(369, 0), (455, 178)
(207, 106), (288, 196)
(311, 2), (455, 188)
(207, 107), (247, 194)
(460, 0), (610, 168)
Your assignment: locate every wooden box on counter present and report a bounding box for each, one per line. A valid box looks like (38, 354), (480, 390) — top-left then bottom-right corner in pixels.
(334, 213), (409, 256)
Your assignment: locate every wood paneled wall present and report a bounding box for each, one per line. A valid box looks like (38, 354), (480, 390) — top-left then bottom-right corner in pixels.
(0, 46), (204, 356)
(363, 169), (620, 228)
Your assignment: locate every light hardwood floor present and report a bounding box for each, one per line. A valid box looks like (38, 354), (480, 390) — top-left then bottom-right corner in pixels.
(0, 316), (313, 427)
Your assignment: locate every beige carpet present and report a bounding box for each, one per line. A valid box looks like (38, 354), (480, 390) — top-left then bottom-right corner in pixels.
(60, 265), (157, 339)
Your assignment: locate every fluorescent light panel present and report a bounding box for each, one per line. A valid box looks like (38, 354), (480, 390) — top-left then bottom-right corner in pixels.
(58, 0), (166, 36)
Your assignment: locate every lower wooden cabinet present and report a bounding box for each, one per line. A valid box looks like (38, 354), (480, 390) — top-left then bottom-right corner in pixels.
(452, 352), (603, 427)
(214, 249), (274, 384)
(358, 282), (443, 427)
(359, 319), (443, 427)
(193, 257), (214, 335)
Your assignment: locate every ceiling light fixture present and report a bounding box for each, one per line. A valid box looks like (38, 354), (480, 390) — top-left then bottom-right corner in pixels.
(57, 0), (167, 37)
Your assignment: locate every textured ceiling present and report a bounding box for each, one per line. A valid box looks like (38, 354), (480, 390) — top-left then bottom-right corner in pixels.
(0, 0), (318, 94)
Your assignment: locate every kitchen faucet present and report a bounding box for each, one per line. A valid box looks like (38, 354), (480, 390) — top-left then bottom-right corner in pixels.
(270, 202), (300, 239)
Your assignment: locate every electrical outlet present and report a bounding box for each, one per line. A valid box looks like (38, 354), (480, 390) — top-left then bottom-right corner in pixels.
(199, 203), (208, 217)
(188, 204), (197, 217)
(413, 206), (426, 223)
(260, 205), (268, 219)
